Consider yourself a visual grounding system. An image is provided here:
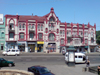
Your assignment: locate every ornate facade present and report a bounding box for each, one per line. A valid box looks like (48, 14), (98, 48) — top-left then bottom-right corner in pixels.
(5, 8), (97, 53)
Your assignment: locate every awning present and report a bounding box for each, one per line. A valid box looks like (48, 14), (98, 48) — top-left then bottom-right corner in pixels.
(85, 46), (88, 48)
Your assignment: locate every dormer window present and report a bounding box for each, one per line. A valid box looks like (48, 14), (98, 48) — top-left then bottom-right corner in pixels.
(49, 17), (55, 23)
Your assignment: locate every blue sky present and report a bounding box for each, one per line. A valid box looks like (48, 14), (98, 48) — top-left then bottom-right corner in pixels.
(0, 0), (100, 30)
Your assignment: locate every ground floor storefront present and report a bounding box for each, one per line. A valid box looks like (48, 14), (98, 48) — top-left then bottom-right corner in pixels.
(0, 41), (5, 51)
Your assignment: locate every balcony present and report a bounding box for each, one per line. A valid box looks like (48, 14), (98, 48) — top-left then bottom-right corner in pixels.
(29, 28), (35, 31)
(9, 28), (15, 31)
(67, 34), (72, 37)
(6, 38), (17, 41)
(27, 36), (37, 41)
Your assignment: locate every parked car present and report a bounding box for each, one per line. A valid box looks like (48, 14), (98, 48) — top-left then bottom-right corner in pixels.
(0, 58), (15, 67)
(2, 49), (20, 56)
(28, 65), (55, 75)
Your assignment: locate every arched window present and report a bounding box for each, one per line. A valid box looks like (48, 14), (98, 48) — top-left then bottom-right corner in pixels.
(49, 33), (55, 41)
(50, 17), (55, 22)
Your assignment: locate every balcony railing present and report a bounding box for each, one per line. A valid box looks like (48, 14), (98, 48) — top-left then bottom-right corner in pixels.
(29, 28), (35, 31)
(9, 28), (15, 31)
(67, 34), (72, 37)
(27, 36), (37, 41)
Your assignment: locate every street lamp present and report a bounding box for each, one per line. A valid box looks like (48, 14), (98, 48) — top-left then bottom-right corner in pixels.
(67, 46), (76, 67)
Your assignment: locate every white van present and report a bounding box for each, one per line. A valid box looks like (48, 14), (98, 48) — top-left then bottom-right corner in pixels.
(65, 52), (86, 63)
(2, 49), (20, 56)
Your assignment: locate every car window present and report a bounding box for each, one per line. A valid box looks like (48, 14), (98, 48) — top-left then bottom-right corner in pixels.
(40, 67), (50, 74)
(12, 50), (15, 52)
(16, 50), (19, 52)
(75, 56), (77, 58)
(78, 56), (82, 58)
(7, 50), (10, 52)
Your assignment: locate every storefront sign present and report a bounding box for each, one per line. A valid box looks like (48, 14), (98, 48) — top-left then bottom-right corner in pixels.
(37, 41), (44, 44)
(0, 14), (3, 24)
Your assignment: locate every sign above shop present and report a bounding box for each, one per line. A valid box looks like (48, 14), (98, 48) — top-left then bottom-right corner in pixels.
(37, 41), (44, 44)
(0, 14), (3, 24)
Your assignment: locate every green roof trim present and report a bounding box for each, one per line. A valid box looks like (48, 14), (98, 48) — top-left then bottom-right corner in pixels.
(67, 46), (76, 51)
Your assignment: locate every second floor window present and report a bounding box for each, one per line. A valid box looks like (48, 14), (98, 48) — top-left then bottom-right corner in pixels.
(9, 23), (14, 29)
(85, 39), (88, 44)
(41, 25), (43, 30)
(38, 33), (43, 40)
(32, 24), (34, 29)
(29, 33), (34, 38)
(22, 24), (25, 28)
(20, 33), (24, 39)
(61, 39), (64, 44)
(9, 33), (14, 38)
(49, 33), (55, 41)
(38, 24), (40, 30)
(19, 24), (21, 29)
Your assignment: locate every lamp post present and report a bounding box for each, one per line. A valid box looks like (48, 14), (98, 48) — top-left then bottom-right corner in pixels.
(67, 46), (76, 67)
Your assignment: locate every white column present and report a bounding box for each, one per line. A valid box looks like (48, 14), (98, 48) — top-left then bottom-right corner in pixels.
(25, 42), (28, 52)
(88, 45), (90, 53)
(35, 43), (37, 53)
(15, 44), (18, 49)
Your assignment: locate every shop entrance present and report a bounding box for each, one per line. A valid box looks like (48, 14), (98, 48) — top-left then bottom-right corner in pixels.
(18, 45), (25, 52)
(48, 43), (56, 52)
(28, 44), (35, 52)
(37, 44), (43, 52)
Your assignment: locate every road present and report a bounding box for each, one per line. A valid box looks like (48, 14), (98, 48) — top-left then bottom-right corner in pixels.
(0, 54), (99, 75)
(0, 55), (100, 64)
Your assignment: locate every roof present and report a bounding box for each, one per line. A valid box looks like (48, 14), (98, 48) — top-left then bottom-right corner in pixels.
(65, 52), (85, 56)
(31, 65), (46, 69)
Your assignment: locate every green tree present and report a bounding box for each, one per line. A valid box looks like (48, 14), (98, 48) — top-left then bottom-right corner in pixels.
(96, 31), (100, 44)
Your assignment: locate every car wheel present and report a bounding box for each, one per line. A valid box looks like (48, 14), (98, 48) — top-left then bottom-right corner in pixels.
(8, 64), (12, 67)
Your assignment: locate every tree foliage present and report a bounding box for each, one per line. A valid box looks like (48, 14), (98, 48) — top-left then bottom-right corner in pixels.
(96, 31), (100, 44)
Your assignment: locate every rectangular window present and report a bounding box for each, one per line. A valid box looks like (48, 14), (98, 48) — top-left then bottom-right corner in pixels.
(29, 33), (34, 38)
(19, 24), (21, 29)
(20, 33), (24, 39)
(61, 39), (64, 44)
(32, 24), (34, 29)
(39, 33), (42, 39)
(9, 33), (14, 38)
(41, 25), (43, 30)
(38, 24), (40, 30)
(63, 31), (64, 35)
(29, 24), (31, 29)
(22, 24), (25, 29)
(68, 39), (70, 43)
(60, 31), (62, 35)
(85, 39), (87, 44)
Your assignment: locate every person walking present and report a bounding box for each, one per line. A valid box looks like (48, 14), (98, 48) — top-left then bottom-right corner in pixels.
(85, 59), (90, 71)
(30, 48), (31, 53)
(98, 66), (100, 75)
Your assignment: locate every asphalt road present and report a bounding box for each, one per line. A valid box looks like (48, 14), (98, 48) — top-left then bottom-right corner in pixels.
(0, 55), (99, 75)
(0, 55), (100, 64)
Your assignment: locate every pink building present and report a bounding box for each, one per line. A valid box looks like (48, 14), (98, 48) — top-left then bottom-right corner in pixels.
(5, 8), (97, 53)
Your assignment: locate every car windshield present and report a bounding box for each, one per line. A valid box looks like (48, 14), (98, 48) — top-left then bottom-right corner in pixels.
(40, 67), (50, 74)
(0, 58), (6, 61)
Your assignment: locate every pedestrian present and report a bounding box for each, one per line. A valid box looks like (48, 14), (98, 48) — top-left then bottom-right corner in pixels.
(30, 48), (31, 53)
(86, 59), (90, 67)
(85, 59), (90, 71)
(98, 66), (100, 75)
